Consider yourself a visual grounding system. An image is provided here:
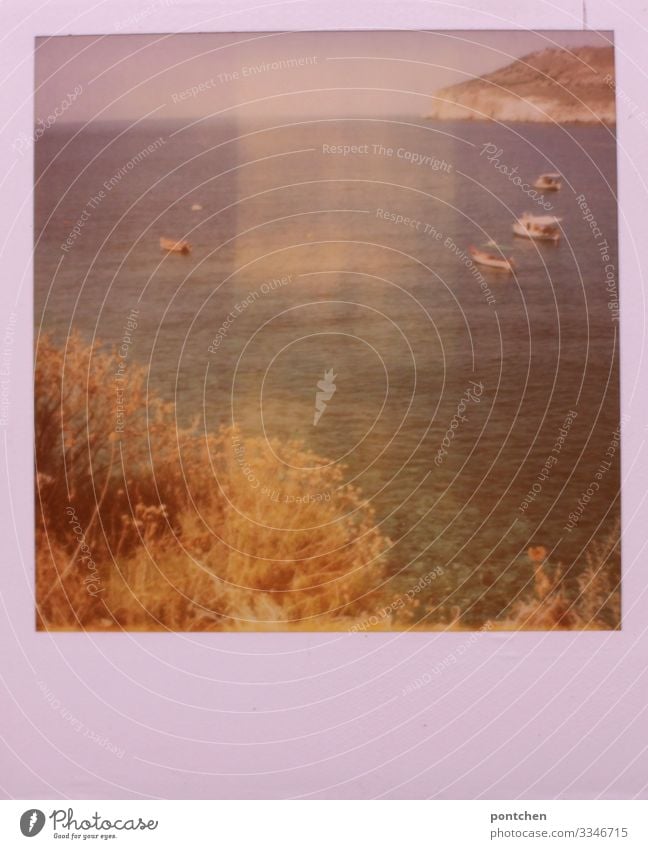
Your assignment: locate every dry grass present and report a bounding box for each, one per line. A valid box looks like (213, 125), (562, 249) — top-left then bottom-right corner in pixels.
(35, 333), (391, 631)
(494, 531), (621, 630)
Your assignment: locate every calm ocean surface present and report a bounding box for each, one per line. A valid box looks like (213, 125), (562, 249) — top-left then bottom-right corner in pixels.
(35, 117), (620, 624)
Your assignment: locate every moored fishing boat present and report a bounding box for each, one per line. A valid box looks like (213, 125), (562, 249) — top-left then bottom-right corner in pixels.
(469, 244), (515, 272)
(533, 172), (562, 191)
(512, 213), (562, 242)
(160, 236), (191, 254)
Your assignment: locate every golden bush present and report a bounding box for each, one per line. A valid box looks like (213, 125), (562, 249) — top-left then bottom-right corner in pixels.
(35, 333), (391, 631)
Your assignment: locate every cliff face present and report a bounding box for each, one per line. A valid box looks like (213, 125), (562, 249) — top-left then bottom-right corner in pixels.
(426, 46), (615, 124)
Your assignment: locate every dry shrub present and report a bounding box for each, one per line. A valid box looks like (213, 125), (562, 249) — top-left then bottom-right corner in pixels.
(35, 333), (391, 631)
(495, 526), (621, 631)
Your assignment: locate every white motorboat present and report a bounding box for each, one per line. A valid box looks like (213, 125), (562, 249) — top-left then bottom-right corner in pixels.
(469, 245), (515, 272)
(512, 213), (562, 242)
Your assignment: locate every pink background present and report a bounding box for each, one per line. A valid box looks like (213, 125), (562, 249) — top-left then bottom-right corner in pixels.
(1, 0), (647, 798)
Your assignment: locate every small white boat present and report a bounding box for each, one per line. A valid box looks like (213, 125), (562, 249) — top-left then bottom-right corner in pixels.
(160, 236), (191, 254)
(533, 173), (562, 191)
(513, 213), (562, 242)
(469, 245), (515, 272)
(191, 203), (203, 211)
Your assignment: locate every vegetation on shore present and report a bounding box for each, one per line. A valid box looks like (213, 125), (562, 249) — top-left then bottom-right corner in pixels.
(35, 334), (620, 631)
(36, 333), (391, 630)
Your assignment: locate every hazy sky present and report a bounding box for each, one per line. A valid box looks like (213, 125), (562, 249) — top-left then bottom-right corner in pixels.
(34, 30), (613, 123)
